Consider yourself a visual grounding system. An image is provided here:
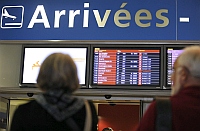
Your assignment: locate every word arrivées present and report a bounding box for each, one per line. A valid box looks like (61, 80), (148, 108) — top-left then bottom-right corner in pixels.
(28, 3), (169, 28)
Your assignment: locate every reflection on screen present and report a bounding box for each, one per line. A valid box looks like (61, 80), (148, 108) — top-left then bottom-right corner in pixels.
(22, 48), (87, 85)
(167, 48), (184, 85)
(92, 48), (160, 86)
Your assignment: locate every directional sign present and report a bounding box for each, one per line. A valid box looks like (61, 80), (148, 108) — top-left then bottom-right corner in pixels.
(0, 0), (199, 40)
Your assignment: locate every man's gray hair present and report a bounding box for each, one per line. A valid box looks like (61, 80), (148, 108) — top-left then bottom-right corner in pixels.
(178, 45), (200, 78)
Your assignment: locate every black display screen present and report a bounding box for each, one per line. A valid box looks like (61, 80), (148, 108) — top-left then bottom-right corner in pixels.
(92, 47), (161, 87)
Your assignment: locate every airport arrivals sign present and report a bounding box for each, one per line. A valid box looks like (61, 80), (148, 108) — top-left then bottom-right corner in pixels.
(0, 0), (199, 40)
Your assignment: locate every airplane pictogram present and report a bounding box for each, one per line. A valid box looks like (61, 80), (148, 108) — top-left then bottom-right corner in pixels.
(2, 9), (16, 20)
(1, 5), (24, 28)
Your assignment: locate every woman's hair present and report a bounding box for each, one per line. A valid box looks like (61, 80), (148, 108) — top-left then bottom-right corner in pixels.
(37, 53), (79, 93)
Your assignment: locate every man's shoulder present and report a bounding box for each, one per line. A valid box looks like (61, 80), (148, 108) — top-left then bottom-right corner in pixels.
(143, 100), (156, 117)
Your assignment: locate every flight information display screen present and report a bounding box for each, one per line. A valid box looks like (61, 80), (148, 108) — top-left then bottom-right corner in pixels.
(167, 47), (184, 85)
(92, 47), (161, 87)
(20, 46), (88, 87)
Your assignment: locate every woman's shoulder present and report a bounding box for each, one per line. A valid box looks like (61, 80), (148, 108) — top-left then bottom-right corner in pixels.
(17, 100), (42, 111)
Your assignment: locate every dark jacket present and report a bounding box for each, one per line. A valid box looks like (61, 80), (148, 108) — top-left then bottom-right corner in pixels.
(10, 100), (98, 131)
(136, 86), (200, 131)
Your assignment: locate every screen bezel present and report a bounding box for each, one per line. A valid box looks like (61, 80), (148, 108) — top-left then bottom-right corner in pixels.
(89, 44), (164, 89)
(19, 44), (90, 88)
(163, 44), (192, 89)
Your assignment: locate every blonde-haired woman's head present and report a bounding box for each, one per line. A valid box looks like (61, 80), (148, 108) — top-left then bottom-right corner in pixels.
(37, 53), (79, 93)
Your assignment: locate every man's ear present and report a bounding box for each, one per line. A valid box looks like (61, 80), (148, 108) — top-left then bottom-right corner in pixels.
(179, 67), (189, 84)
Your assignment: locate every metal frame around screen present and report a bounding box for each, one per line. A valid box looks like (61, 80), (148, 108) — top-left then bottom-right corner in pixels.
(19, 44), (90, 88)
(163, 44), (198, 89)
(89, 44), (164, 90)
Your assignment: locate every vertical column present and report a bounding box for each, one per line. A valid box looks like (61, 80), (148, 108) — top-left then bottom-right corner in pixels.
(138, 53), (142, 85)
(147, 50), (160, 85)
(97, 50), (116, 85)
(130, 52), (139, 85)
(93, 50), (99, 84)
(167, 49), (173, 85)
(141, 52), (151, 84)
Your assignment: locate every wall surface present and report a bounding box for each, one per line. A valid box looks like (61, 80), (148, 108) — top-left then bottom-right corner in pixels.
(0, 45), (22, 87)
(98, 104), (140, 131)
